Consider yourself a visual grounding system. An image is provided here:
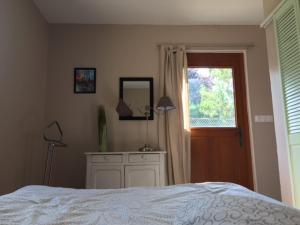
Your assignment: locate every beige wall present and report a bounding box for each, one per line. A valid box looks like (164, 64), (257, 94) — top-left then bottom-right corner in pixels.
(0, 0), (48, 194)
(263, 0), (283, 16)
(46, 24), (281, 200)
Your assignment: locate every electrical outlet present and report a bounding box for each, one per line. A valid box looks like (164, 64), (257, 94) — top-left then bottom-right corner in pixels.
(255, 115), (273, 123)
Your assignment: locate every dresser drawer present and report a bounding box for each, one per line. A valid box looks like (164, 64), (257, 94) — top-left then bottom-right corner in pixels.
(92, 154), (123, 163)
(128, 153), (160, 163)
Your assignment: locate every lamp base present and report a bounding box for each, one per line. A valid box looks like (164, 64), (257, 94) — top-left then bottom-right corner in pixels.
(139, 144), (154, 152)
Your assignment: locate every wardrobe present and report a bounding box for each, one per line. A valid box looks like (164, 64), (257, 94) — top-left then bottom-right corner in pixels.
(263, 0), (300, 208)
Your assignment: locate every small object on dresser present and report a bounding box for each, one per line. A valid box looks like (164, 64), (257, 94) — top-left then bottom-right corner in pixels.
(139, 144), (154, 152)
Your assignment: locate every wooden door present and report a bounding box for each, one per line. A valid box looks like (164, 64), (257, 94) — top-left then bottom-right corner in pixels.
(187, 53), (253, 190)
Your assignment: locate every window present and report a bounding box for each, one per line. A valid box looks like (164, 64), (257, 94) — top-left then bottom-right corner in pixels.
(188, 68), (236, 128)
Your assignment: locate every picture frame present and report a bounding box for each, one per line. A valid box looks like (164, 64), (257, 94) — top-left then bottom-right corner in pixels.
(74, 68), (96, 94)
(119, 77), (154, 120)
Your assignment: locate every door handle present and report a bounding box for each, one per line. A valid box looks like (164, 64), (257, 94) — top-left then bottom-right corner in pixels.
(238, 128), (243, 148)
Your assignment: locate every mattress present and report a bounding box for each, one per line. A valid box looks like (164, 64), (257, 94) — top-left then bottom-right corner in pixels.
(0, 183), (299, 225)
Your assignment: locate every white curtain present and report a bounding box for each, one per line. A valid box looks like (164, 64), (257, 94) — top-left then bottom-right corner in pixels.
(159, 45), (191, 184)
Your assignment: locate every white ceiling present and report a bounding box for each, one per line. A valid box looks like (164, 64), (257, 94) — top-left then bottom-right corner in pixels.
(33, 0), (265, 25)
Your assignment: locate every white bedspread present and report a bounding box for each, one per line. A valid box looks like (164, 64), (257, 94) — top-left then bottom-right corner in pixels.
(0, 183), (299, 225)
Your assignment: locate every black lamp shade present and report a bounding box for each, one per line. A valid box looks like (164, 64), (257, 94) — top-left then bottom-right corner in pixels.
(156, 96), (176, 111)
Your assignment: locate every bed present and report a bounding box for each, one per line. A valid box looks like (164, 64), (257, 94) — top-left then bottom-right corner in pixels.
(0, 183), (299, 225)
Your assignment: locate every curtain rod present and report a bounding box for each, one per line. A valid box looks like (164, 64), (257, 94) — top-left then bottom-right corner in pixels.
(156, 43), (255, 50)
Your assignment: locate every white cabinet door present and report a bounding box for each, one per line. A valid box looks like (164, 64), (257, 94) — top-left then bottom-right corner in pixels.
(91, 165), (124, 189)
(125, 165), (159, 188)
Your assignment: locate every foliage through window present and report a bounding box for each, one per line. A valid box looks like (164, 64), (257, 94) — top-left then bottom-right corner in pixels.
(188, 68), (236, 128)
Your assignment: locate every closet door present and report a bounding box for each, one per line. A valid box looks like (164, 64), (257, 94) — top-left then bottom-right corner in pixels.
(274, 0), (300, 207)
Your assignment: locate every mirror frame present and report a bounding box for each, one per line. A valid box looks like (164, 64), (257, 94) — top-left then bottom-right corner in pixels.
(119, 77), (154, 120)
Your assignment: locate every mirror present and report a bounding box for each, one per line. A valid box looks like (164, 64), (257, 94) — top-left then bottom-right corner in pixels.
(119, 77), (153, 120)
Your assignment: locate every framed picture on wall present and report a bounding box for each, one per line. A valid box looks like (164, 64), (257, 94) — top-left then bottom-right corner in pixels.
(74, 68), (96, 94)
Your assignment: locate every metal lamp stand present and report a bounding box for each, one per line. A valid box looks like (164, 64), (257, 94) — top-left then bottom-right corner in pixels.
(43, 121), (67, 186)
(139, 110), (154, 152)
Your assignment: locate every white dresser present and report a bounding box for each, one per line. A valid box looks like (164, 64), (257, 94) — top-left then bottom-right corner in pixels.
(85, 151), (167, 189)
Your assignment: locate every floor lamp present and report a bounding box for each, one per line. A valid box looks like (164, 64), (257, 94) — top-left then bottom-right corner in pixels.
(156, 96), (176, 151)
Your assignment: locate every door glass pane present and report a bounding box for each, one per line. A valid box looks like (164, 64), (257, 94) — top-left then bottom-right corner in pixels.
(188, 68), (237, 128)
